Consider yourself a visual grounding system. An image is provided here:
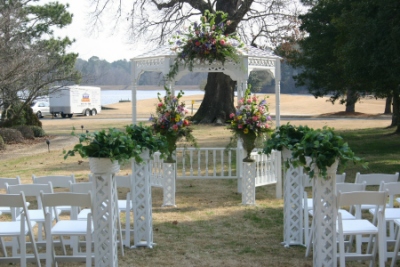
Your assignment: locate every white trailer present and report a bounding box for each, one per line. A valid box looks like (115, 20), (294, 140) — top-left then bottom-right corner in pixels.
(49, 85), (101, 118)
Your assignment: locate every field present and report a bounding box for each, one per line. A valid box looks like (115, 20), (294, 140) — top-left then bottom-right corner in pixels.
(0, 93), (396, 266)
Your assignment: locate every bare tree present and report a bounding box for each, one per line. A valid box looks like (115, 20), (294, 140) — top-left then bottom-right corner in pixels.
(89, 0), (303, 123)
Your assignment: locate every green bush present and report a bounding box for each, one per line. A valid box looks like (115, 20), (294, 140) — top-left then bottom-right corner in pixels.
(0, 135), (5, 150)
(0, 128), (24, 144)
(0, 102), (42, 128)
(15, 125), (35, 139)
(30, 125), (46, 137)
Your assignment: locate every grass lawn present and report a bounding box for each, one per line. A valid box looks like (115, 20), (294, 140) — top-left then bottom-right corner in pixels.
(0, 122), (399, 266)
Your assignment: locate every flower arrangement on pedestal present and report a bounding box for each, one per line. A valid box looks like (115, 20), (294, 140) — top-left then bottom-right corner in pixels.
(227, 87), (273, 162)
(150, 86), (197, 162)
(167, 10), (245, 80)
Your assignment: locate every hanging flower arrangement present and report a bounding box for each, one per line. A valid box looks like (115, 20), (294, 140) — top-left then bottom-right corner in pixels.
(167, 10), (245, 80)
(150, 86), (197, 162)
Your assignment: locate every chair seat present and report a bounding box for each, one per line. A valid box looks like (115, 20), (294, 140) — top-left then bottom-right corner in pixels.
(118, 200), (132, 212)
(51, 220), (93, 235)
(309, 209), (355, 220)
(369, 207), (400, 221)
(339, 219), (378, 235)
(0, 221), (36, 236)
(16, 209), (61, 222)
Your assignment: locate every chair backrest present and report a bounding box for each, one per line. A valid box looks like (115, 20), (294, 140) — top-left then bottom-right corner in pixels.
(336, 173), (346, 183)
(6, 183), (53, 209)
(32, 174), (75, 189)
(379, 181), (400, 207)
(69, 182), (93, 194)
(40, 192), (92, 220)
(0, 177), (21, 192)
(336, 181), (366, 194)
(115, 175), (132, 189)
(355, 172), (399, 186)
(337, 191), (387, 215)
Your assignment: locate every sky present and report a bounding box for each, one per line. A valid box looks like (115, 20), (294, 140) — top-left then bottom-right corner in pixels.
(44, 0), (143, 62)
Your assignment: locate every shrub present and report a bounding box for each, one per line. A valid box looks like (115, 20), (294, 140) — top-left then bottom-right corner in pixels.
(0, 128), (24, 144)
(15, 125), (35, 139)
(30, 125), (46, 137)
(0, 135), (5, 150)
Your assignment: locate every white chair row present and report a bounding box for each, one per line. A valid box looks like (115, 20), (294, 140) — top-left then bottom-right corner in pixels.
(0, 174), (134, 266)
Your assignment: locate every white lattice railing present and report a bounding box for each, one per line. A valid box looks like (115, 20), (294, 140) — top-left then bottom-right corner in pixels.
(150, 148), (282, 205)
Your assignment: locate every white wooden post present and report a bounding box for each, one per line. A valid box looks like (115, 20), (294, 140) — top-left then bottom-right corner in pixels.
(90, 158), (120, 267)
(312, 161), (338, 266)
(162, 162), (176, 207)
(132, 150), (153, 248)
(281, 149), (304, 247)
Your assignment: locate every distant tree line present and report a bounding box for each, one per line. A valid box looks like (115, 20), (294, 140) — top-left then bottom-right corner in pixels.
(75, 56), (306, 94)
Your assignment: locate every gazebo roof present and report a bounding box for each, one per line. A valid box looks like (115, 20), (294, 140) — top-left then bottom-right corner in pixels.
(133, 45), (280, 60)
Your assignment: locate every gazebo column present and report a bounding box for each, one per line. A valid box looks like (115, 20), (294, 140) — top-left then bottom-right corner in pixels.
(275, 58), (281, 127)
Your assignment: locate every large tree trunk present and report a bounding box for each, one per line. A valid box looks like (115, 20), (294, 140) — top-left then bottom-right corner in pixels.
(385, 96), (392, 114)
(192, 73), (235, 124)
(345, 90), (357, 113)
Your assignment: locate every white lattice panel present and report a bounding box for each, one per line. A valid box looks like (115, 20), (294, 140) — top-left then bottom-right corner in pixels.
(282, 165), (304, 247)
(150, 152), (163, 187)
(132, 160), (153, 248)
(312, 163), (338, 267)
(162, 162), (176, 207)
(92, 173), (119, 267)
(242, 162), (256, 205)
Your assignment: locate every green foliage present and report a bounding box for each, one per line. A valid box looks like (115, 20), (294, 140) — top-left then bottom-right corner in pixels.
(0, 135), (5, 150)
(263, 123), (313, 154)
(125, 123), (169, 161)
(0, 128), (24, 144)
(291, 127), (367, 179)
(14, 125), (35, 140)
(63, 128), (140, 165)
(30, 126), (46, 137)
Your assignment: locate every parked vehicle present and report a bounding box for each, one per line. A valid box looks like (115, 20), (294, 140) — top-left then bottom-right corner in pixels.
(49, 85), (101, 118)
(31, 99), (50, 118)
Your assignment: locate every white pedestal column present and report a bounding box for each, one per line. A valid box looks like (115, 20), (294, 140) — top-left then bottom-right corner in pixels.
(242, 162), (256, 205)
(90, 158), (120, 267)
(312, 161), (338, 267)
(281, 149), (304, 247)
(132, 151), (153, 248)
(162, 162), (176, 207)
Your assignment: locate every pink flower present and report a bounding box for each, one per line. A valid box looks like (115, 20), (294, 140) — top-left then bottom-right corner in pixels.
(172, 124), (179, 131)
(252, 116), (258, 121)
(247, 99), (251, 104)
(158, 102), (163, 107)
(229, 113), (235, 119)
(220, 40), (225, 45)
(238, 124), (243, 129)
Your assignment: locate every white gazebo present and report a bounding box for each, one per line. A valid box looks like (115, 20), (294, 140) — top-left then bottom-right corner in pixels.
(128, 45), (282, 249)
(130, 45), (282, 126)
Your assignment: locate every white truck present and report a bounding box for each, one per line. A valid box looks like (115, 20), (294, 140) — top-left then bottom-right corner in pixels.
(49, 85), (101, 118)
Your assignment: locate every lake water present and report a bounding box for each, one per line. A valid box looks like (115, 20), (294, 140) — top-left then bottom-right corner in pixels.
(101, 90), (204, 105)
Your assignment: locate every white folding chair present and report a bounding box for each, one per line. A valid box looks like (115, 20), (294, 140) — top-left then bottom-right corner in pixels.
(355, 172), (399, 210)
(0, 176), (25, 214)
(391, 219), (400, 267)
(0, 192), (41, 267)
(369, 181), (400, 261)
(41, 192), (94, 267)
(303, 172), (347, 249)
(337, 190), (387, 267)
(115, 175), (134, 247)
(32, 174), (76, 214)
(6, 183), (58, 246)
(305, 182), (366, 257)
